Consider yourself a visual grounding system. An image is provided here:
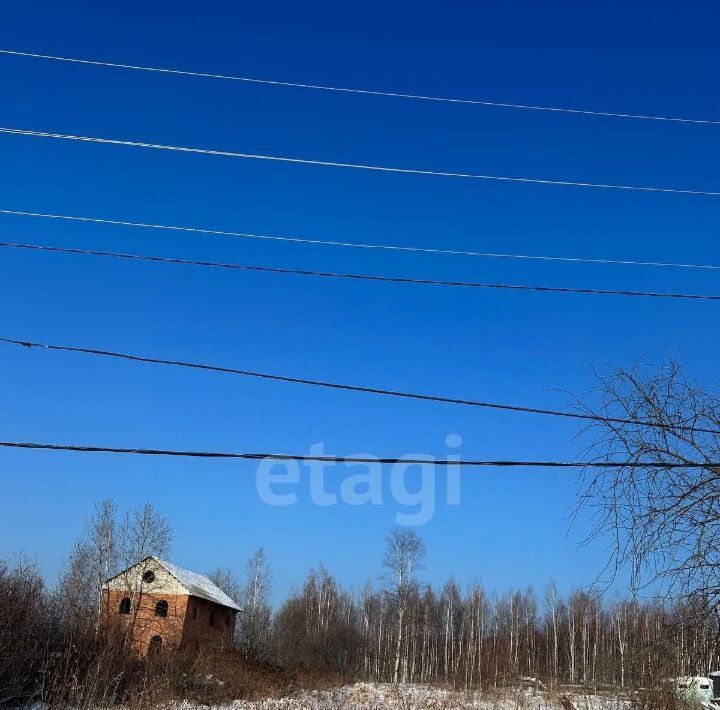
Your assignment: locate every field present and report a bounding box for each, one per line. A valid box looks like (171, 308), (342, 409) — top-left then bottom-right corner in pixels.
(173, 683), (630, 710)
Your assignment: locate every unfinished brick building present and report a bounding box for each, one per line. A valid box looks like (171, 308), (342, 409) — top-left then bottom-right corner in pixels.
(102, 556), (241, 656)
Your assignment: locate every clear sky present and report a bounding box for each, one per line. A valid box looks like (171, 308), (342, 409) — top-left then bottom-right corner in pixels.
(0, 0), (718, 605)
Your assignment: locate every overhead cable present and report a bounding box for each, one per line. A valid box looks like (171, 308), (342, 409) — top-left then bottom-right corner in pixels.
(2, 207), (719, 271)
(0, 440), (717, 467)
(3, 336), (719, 435)
(1, 126), (718, 197)
(3, 240), (720, 302)
(0, 49), (717, 126)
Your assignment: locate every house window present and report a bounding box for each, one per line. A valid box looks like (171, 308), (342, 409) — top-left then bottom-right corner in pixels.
(208, 610), (215, 626)
(225, 612), (230, 626)
(155, 600), (168, 618)
(142, 570), (156, 584)
(192, 605), (198, 621)
(148, 635), (162, 656)
(119, 597), (131, 614)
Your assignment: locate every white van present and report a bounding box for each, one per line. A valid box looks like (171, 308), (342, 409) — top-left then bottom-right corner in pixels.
(675, 676), (715, 704)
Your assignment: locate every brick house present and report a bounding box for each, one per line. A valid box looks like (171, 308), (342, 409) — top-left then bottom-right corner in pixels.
(101, 556), (241, 656)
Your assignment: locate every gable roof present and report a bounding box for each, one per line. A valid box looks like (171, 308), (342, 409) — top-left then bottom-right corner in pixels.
(103, 556), (241, 611)
(157, 558), (242, 611)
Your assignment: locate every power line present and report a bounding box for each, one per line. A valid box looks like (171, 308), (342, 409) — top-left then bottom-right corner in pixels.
(1, 48), (717, 126)
(3, 336), (719, 436)
(4, 240), (720, 302)
(0, 440), (717, 467)
(3, 207), (719, 272)
(2, 126), (718, 197)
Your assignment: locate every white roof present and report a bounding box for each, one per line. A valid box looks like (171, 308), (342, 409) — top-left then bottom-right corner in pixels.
(157, 558), (242, 611)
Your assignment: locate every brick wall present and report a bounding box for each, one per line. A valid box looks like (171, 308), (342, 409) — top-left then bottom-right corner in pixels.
(103, 589), (188, 654)
(102, 589), (235, 655)
(181, 596), (237, 652)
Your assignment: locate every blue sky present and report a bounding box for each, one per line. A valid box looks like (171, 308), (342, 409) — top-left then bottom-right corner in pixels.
(0, 0), (718, 604)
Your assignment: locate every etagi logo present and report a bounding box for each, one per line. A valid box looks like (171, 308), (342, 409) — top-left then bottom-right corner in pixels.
(255, 434), (463, 526)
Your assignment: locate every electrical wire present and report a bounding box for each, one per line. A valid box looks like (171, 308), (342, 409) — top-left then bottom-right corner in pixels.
(1, 126), (718, 197)
(2, 240), (720, 302)
(1, 49), (717, 126)
(0, 440), (717, 467)
(3, 336), (719, 436)
(2, 207), (719, 271)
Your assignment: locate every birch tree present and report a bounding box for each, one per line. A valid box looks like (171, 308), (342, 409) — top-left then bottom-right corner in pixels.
(382, 529), (426, 683)
(239, 547), (272, 661)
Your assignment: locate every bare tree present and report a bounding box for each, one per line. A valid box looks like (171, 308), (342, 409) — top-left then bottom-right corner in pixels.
(62, 500), (171, 605)
(208, 567), (242, 604)
(119, 502), (172, 568)
(112, 503), (173, 644)
(58, 499), (119, 619)
(545, 580), (560, 687)
(383, 529), (426, 683)
(575, 357), (720, 614)
(239, 547), (273, 661)
(0, 559), (51, 704)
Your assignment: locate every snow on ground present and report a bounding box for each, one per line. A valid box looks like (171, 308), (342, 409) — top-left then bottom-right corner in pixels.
(569, 695), (631, 710)
(175, 683), (631, 710)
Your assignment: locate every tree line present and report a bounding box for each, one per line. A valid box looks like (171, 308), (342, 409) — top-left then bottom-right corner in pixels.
(3, 500), (717, 708)
(271, 531), (719, 690)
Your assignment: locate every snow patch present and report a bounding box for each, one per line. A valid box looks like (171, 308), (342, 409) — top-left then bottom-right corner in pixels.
(174, 683), (630, 710)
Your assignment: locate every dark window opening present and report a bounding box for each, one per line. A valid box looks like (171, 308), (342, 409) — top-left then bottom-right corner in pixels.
(142, 570), (156, 584)
(155, 600), (168, 617)
(225, 612), (230, 626)
(119, 597), (131, 614)
(192, 605), (198, 621)
(209, 610), (215, 626)
(148, 635), (162, 656)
